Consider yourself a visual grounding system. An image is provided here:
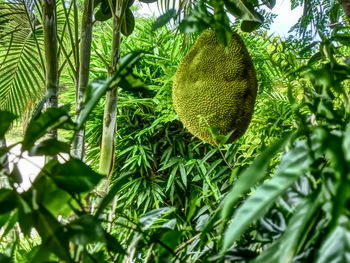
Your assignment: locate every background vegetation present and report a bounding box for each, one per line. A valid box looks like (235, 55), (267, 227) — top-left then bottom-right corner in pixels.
(0, 0), (349, 262)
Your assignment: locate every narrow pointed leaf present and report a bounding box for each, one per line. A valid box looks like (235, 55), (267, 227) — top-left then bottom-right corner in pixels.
(315, 221), (350, 263)
(0, 111), (16, 137)
(221, 134), (291, 220)
(51, 159), (103, 194)
(222, 139), (313, 252)
(22, 106), (74, 151)
(28, 139), (70, 156)
(152, 9), (176, 30)
(95, 174), (129, 216)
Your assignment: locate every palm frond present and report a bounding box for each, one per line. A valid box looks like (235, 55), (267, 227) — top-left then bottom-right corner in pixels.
(0, 0), (45, 116)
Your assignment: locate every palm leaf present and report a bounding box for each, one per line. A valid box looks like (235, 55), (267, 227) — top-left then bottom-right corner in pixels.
(0, 0), (45, 116)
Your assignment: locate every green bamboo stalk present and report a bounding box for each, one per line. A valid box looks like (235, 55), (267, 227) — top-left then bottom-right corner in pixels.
(71, 0), (94, 159)
(42, 0), (58, 139)
(99, 2), (125, 234)
(99, 0), (127, 177)
(99, 1), (123, 177)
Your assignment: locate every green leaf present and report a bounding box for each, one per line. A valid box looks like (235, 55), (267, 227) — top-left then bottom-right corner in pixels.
(95, 7), (112, 21)
(307, 52), (323, 66)
(223, 0), (263, 32)
(276, 192), (323, 263)
(93, 0), (102, 9)
(121, 8), (135, 36)
(95, 0), (112, 21)
(26, 245), (52, 263)
(76, 79), (110, 130)
(179, 164), (187, 187)
(33, 207), (71, 262)
(22, 106), (74, 151)
(159, 157), (181, 171)
(332, 34), (350, 46)
(99, 0), (109, 14)
(28, 139), (70, 156)
(0, 211), (17, 240)
(157, 230), (181, 258)
(17, 195), (34, 236)
(30, 90), (54, 121)
(127, 0), (135, 7)
(0, 212), (11, 229)
(241, 19), (263, 32)
(202, 136), (290, 238)
(0, 253), (12, 263)
(265, 0), (276, 9)
(104, 232), (126, 254)
(118, 72), (149, 96)
(0, 3), (45, 117)
(254, 191), (323, 263)
(220, 135), (291, 221)
(222, 139), (313, 252)
(77, 52), (142, 129)
(0, 145), (9, 170)
(0, 111), (16, 138)
(178, 1), (212, 34)
(298, 41), (319, 56)
(315, 219), (350, 263)
(0, 189), (17, 214)
(152, 9), (176, 31)
(67, 215), (104, 245)
(31, 173), (73, 216)
(95, 174), (129, 216)
(51, 159), (103, 194)
(140, 207), (173, 230)
(9, 163), (22, 184)
(213, 0), (232, 45)
(328, 2), (341, 24)
(251, 240), (281, 263)
(196, 214), (210, 231)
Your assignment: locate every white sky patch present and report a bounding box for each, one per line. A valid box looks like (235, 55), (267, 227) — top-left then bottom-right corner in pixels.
(268, 0), (303, 36)
(136, 0), (303, 36)
(7, 143), (68, 191)
(8, 144), (44, 191)
(136, 2), (159, 17)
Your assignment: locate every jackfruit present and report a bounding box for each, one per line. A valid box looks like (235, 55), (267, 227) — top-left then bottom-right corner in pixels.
(172, 29), (258, 144)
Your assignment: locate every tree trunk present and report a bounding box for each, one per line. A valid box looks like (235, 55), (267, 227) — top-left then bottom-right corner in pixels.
(71, 0), (94, 159)
(340, 0), (350, 19)
(42, 0), (59, 139)
(99, 9), (122, 177)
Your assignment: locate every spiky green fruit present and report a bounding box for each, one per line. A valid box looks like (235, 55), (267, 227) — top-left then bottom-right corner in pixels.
(172, 29), (258, 144)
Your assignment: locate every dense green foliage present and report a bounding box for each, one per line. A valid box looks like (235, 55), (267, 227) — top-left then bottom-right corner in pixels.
(0, 0), (350, 262)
